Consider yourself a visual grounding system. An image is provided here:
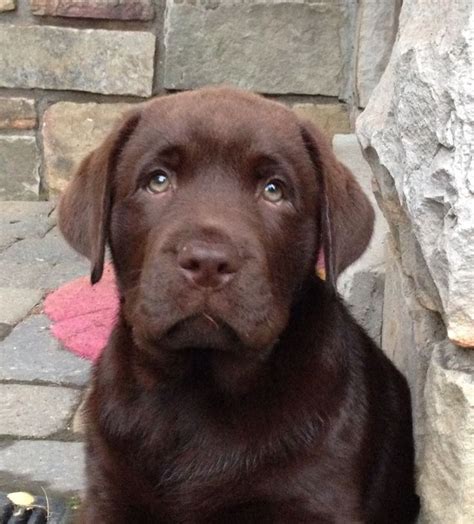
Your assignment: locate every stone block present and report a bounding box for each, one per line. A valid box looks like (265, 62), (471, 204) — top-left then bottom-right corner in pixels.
(0, 136), (39, 200)
(164, 0), (351, 96)
(3, 228), (86, 265)
(0, 201), (55, 251)
(357, 0), (474, 347)
(419, 340), (474, 523)
(0, 441), (85, 494)
(0, 288), (43, 325)
(30, 0), (154, 20)
(0, 98), (35, 129)
(292, 103), (351, 139)
(43, 102), (133, 194)
(356, 0), (401, 107)
(0, 314), (91, 386)
(0, 384), (80, 438)
(0, 26), (155, 96)
(0, 0), (15, 12)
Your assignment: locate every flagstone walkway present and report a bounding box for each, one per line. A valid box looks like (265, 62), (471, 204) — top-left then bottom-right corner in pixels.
(0, 201), (91, 520)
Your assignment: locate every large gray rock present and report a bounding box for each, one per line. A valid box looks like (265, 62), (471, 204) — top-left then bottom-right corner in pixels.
(419, 340), (474, 524)
(356, 1), (474, 520)
(0, 136), (39, 200)
(356, 0), (401, 107)
(164, 0), (353, 96)
(382, 236), (445, 457)
(357, 0), (474, 348)
(0, 26), (155, 96)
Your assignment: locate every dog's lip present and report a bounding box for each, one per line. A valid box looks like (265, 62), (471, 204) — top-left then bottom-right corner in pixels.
(161, 313), (242, 352)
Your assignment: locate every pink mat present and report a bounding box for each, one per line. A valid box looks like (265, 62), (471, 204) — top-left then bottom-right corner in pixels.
(44, 264), (119, 361)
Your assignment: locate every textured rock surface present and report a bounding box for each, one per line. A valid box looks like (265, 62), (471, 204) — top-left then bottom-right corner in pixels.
(30, 0), (154, 20)
(357, 0), (474, 347)
(356, 0), (401, 107)
(0, 441), (85, 493)
(43, 102), (133, 194)
(0, 201), (54, 251)
(0, 288), (43, 325)
(0, 384), (80, 437)
(0, 0), (15, 12)
(419, 340), (474, 523)
(292, 103), (351, 139)
(0, 98), (36, 130)
(382, 237), (446, 455)
(334, 134), (389, 345)
(0, 136), (39, 200)
(0, 315), (91, 386)
(164, 0), (352, 96)
(357, 1), (474, 520)
(0, 26), (155, 96)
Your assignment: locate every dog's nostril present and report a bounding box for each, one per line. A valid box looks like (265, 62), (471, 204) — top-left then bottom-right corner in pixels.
(217, 261), (233, 274)
(182, 257), (200, 272)
(177, 241), (241, 288)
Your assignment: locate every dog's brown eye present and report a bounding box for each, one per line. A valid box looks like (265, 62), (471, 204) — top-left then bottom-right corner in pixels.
(147, 171), (171, 194)
(262, 180), (284, 203)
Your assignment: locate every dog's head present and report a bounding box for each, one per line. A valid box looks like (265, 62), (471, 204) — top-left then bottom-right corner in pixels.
(59, 87), (373, 370)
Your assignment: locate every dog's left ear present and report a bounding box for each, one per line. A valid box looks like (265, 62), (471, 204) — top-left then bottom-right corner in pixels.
(58, 110), (141, 284)
(299, 121), (375, 289)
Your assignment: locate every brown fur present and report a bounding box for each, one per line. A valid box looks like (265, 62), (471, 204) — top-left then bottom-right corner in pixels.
(59, 87), (418, 523)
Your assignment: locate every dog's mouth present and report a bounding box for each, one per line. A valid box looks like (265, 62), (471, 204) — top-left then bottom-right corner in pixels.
(158, 313), (243, 353)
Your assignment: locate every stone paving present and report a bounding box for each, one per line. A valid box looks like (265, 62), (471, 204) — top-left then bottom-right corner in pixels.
(0, 201), (90, 511)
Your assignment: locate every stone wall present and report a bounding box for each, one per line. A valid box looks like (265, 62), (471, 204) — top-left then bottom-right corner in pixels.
(0, 0), (401, 200)
(357, 0), (474, 522)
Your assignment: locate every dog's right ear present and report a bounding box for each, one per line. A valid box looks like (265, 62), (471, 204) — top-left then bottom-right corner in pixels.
(58, 110), (141, 284)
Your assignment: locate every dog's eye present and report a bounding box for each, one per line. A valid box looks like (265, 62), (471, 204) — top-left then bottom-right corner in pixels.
(262, 180), (284, 203)
(147, 171), (171, 194)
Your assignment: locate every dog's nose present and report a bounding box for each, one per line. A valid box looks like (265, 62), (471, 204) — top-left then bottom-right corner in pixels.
(178, 241), (241, 288)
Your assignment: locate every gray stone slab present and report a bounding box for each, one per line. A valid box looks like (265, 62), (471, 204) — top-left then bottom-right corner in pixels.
(0, 25), (155, 96)
(0, 136), (39, 200)
(0, 440), (85, 494)
(0, 288), (43, 325)
(0, 314), (91, 386)
(0, 384), (80, 437)
(38, 260), (90, 290)
(0, 201), (54, 251)
(0, 260), (54, 289)
(0, 202), (54, 236)
(0, 97), (36, 130)
(2, 228), (85, 265)
(0, 258), (89, 290)
(30, 0), (154, 20)
(164, 0), (350, 96)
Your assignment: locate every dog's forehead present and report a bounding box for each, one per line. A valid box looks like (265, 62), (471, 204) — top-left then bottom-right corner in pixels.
(136, 88), (303, 154)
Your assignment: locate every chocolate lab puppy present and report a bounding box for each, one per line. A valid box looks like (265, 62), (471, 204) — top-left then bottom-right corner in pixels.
(59, 87), (419, 523)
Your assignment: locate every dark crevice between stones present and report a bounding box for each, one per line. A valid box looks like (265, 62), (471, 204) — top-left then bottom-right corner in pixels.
(0, 324), (12, 342)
